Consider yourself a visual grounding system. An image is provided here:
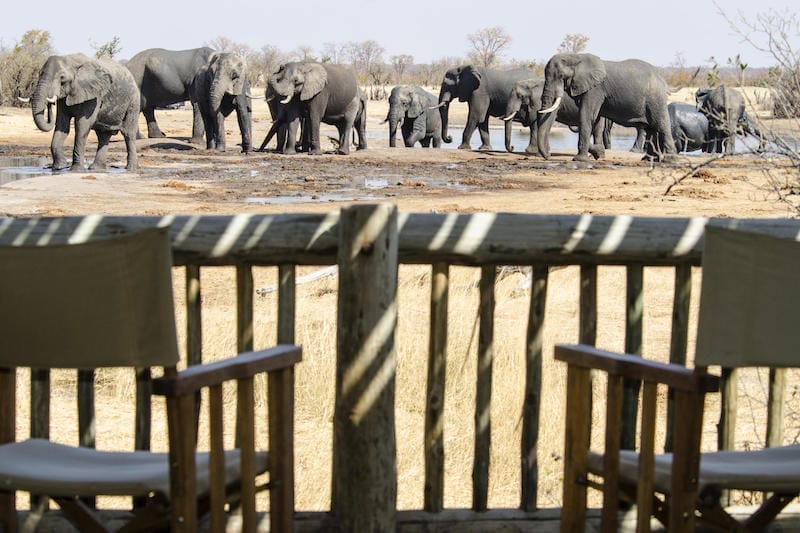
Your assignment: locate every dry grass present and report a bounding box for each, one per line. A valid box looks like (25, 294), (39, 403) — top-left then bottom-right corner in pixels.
(13, 263), (800, 513)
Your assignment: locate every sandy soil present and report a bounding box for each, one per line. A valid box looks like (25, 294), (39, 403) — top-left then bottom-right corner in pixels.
(1, 96), (797, 220)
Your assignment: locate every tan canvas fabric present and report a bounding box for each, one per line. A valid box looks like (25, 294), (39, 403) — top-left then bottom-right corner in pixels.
(0, 227), (179, 368)
(695, 226), (800, 368)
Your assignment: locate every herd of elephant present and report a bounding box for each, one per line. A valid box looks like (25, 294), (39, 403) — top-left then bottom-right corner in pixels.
(25, 48), (765, 172)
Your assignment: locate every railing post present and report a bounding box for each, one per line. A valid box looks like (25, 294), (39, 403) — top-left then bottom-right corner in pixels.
(332, 204), (398, 532)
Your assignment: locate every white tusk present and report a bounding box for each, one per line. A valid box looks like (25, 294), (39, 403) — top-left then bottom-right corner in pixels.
(428, 102), (447, 109)
(539, 96), (561, 114)
(502, 113), (516, 121)
(17, 96), (30, 103)
(280, 94), (293, 104)
(46, 96), (58, 104)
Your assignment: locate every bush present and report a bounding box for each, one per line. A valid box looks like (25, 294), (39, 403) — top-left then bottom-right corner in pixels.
(0, 30), (54, 107)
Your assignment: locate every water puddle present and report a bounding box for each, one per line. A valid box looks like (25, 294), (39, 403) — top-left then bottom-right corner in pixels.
(0, 156), (50, 185)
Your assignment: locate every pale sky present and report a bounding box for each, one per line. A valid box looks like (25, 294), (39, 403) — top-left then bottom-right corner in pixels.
(2, 0), (797, 68)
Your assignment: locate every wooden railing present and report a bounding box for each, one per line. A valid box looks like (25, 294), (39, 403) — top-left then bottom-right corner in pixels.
(3, 207), (799, 530)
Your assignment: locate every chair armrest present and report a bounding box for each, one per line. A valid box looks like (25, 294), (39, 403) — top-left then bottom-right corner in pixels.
(152, 344), (302, 397)
(554, 344), (719, 393)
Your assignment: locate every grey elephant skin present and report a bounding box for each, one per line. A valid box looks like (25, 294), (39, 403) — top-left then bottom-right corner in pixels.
(30, 53), (139, 171)
(539, 53), (676, 161)
(258, 81), (305, 154)
(503, 78), (616, 155)
(268, 62), (367, 155)
(386, 85), (442, 148)
(189, 52), (252, 153)
(695, 86), (764, 153)
(438, 65), (534, 151)
(668, 102), (711, 153)
(126, 47), (214, 143)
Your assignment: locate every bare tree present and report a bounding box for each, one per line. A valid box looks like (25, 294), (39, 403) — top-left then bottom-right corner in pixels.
(250, 45), (287, 86)
(466, 26), (512, 68)
(390, 54), (414, 83)
(556, 33), (589, 54)
(290, 46), (318, 62)
(91, 36), (122, 59)
(345, 40), (385, 86)
(321, 42), (348, 64)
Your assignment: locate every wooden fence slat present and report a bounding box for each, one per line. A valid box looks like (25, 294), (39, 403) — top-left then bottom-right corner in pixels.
(333, 204), (398, 531)
(425, 262), (448, 513)
(237, 265), (254, 354)
(30, 369), (50, 510)
(277, 265), (296, 345)
(579, 265), (597, 346)
(77, 369), (96, 509)
(622, 264), (644, 452)
(186, 265), (202, 366)
(521, 265), (547, 511)
(602, 374), (624, 531)
(666, 264), (692, 453)
(1, 369), (16, 533)
(209, 384), (225, 532)
(473, 265), (495, 512)
(767, 368), (786, 448)
(718, 367), (738, 507)
(636, 382), (658, 532)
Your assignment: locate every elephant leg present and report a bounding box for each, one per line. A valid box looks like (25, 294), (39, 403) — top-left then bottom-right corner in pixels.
(459, 104), (482, 149)
(89, 130), (112, 171)
(432, 132), (442, 148)
(70, 119), (91, 171)
(420, 137), (431, 148)
(122, 122), (139, 171)
(406, 118), (426, 147)
(525, 122), (538, 155)
(588, 119), (606, 160)
(143, 107), (165, 138)
(630, 127), (646, 153)
(51, 113), (71, 170)
(307, 109), (323, 155)
(477, 119), (492, 151)
(575, 98), (602, 161)
(190, 101), (205, 145)
(337, 122), (353, 155)
(214, 111), (226, 152)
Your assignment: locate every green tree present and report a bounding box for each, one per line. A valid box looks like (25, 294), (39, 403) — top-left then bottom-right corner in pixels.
(0, 29), (54, 106)
(92, 36), (122, 59)
(556, 33), (589, 54)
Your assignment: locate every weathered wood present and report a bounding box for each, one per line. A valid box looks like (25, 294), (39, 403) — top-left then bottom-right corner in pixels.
(236, 265), (254, 354)
(186, 265), (202, 366)
(767, 368), (786, 448)
(166, 390), (198, 532)
(425, 262), (448, 513)
(636, 382), (657, 533)
(135, 368), (151, 452)
(30, 369), (50, 510)
(718, 366), (738, 511)
(561, 364), (591, 533)
(277, 265), (296, 344)
(521, 265), (547, 511)
(668, 390), (704, 532)
(666, 264), (692, 453)
(332, 204), (398, 531)
(579, 265), (597, 346)
(208, 384), (225, 533)
(77, 369), (96, 510)
(0, 368), (16, 533)
(622, 264), (643, 452)
(602, 374), (623, 531)
(268, 366), (296, 533)
(473, 265), (495, 512)
(3, 214), (800, 266)
(237, 377), (257, 533)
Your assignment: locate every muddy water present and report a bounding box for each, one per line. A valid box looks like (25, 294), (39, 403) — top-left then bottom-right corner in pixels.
(0, 156), (50, 185)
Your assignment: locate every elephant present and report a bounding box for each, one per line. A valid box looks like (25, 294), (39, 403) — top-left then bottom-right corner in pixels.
(268, 61), (367, 155)
(189, 52), (252, 153)
(538, 53), (676, 161)
(125, 47), (214, 143)
(385, 85), (442, 148)
(668, 102), (711, 153)
(258, 82), (304, 153)
(437, 65), (535, 151)
(695, 86), (764, 154)
(30, 53), (139, 171)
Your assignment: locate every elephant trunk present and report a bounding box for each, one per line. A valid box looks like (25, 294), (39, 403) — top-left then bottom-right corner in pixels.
(236, 95), (252, 154)
(540, 75), (563, 114)
(503, 98), (521, 122)
(504, 118), (514, 153)
(536, 104), (559, 160)
(210, 79), (225, 114)
(31, 76), (56, 132)
(439, 97), (452, 144)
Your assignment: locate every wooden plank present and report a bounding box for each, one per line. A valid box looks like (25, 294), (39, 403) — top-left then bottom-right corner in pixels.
(622, 264), (643, 452)
(666, 264), (691, 453)
(77, 369), (96, 510)
(30, 369), (49, 510)
(166, 390), (198, 533)
(237, 377), (257, 533)
(135, 368), (152, 451)
(561, 364), (591, 532)
(208, 384), (225, 533)
(767, 368), (786, 448)
(237, 265), (254, 354)
(579, 265), (597, 346)
(718, 366), (738, 508)
(521, 265), (547, 511)
(4, 214), (800, 266)
(277, 265), (296, 344)
(185, 265), (202, 366)
(0, 368), (17, 533)
(425, 262), (448, 513)
(332, 204), (398, 531)
(602, 374), (623, 531)
(636, 382), (657, 533)
(667, 390), (704, 532)
(269, 366), (296, 533)
(473, 265), (495, 512)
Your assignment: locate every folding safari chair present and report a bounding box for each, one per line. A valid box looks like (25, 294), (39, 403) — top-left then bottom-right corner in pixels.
(555, 226), (800, 532)
(0, 227), (301, 532)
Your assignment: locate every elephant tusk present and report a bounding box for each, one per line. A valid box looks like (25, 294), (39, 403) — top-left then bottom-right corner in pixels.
(265, 95), (274, 102)
(46, 95), (58, 104)
(280, 94), (293, 104)
(17, 96), (30, 103)
(382, 117), (389, 124)
(502, 113), (516, 121)
(429, 102), (447, 109)
(539, 96), (561, 114)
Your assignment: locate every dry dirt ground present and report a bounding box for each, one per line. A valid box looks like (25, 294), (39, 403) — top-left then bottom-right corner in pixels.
(1, 94), (798, 220)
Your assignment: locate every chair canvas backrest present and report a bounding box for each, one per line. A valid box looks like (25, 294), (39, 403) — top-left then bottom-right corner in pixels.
(0, 227), (179, 369)
(695, 226), (800, 368)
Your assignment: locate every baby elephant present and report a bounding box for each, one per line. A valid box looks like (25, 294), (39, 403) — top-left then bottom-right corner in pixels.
(385, 85), (442, 148)
(29, 54), (139, 171)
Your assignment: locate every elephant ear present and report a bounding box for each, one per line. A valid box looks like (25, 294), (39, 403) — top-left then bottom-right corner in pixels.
(300, 63), (327, 101)
(568, 55), (606, 97)
(407, 90), (424, 118)
(458, 65), (481, 101)
(66, 61), (112, 106)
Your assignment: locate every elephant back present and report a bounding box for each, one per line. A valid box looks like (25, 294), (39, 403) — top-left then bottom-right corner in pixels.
(323, 64), (359, 110)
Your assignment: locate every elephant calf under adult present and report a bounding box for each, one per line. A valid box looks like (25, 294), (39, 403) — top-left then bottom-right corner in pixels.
(437, 65), (535, 151)
(386, 85), (442, 148)
(538, 53), (676, 161)
(126, 47), (214, 143)
(669, 102), (711, 153)
(695, 86), (765, 154)
(268, 62), (366, 155)
(30, 53), (139, 171)
(189, 52), (252, 153)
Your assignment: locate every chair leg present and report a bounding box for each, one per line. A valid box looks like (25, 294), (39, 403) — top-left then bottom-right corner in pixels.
(0, 490), (17, 533)
(744, 492), (799, 531)
(53, 496), (110, 533)
(116, 493), (170, 533)
(269, 367), (295, 533)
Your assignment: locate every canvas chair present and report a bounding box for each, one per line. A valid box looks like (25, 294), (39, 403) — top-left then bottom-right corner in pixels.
(555, 226), (800, 532)
(0, 227), (301, 532)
